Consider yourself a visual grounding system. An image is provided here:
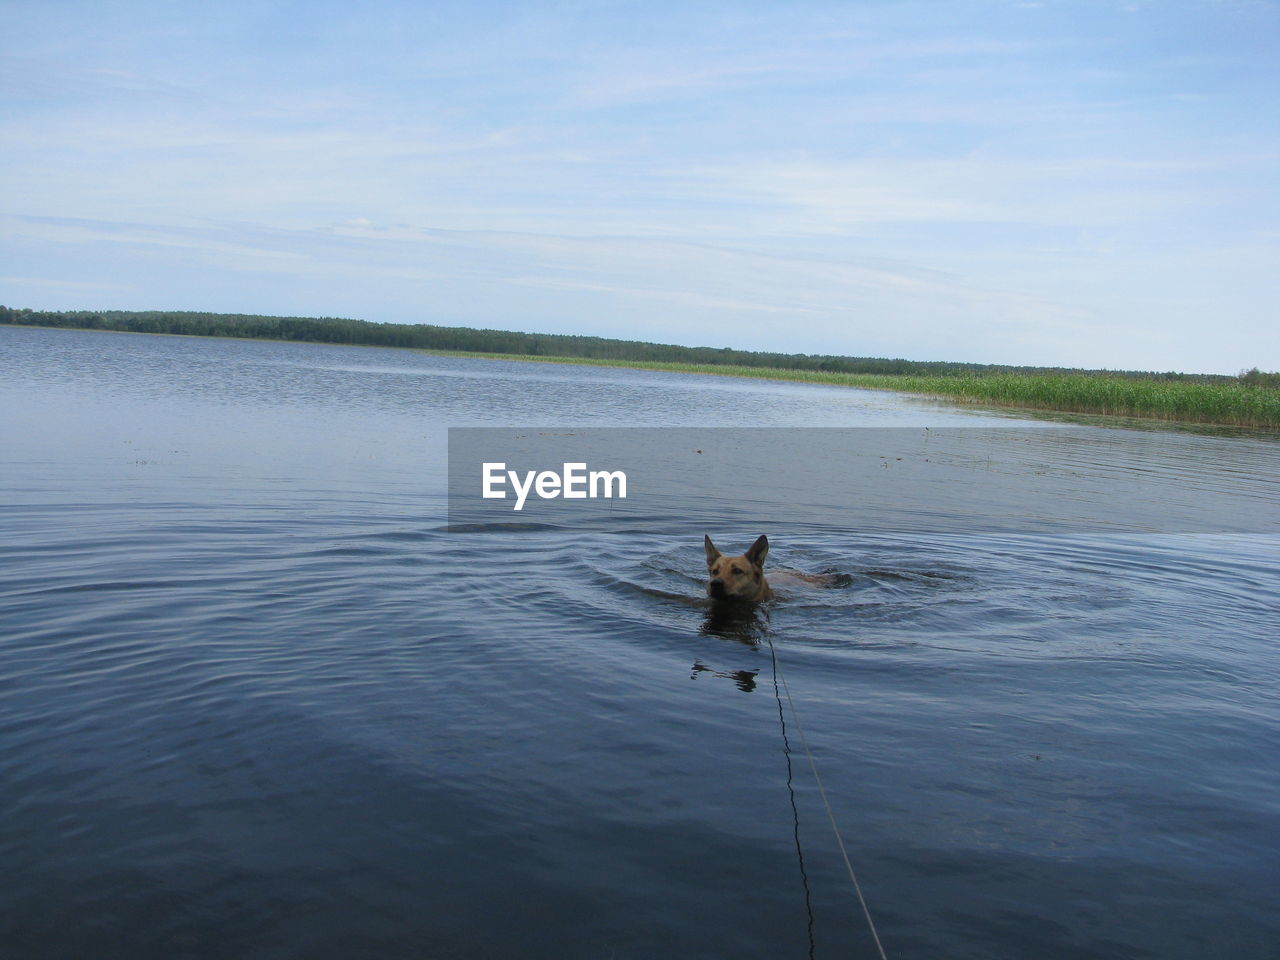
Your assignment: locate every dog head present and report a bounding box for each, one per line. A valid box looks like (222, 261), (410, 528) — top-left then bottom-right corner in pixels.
(704, 534), (770, 601)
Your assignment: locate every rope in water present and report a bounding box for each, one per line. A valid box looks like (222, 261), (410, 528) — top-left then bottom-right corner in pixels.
(765, 631), (889, 960)
(768, 628), (817, 959)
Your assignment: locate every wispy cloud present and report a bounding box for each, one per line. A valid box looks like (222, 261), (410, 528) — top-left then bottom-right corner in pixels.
(0, 275), (129, 292)
(4, 213), (1110, 363)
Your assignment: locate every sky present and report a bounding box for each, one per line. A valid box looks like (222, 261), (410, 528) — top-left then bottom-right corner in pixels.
(2, 0), (1277, 373)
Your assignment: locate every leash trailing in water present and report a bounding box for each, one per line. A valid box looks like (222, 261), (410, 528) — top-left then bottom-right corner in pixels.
(769, 631), (817, 959)
(765, 632), (889, 960)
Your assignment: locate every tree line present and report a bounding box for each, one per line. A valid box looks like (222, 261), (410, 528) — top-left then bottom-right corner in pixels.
(0, 305), (1259, 384)
(1238, 367), (1280, 389)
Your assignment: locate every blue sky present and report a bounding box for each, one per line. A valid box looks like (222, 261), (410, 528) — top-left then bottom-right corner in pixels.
(2, 0), (1277, 372)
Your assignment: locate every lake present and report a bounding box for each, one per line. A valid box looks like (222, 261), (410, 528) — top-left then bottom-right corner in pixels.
(1, 324), (1277, 959)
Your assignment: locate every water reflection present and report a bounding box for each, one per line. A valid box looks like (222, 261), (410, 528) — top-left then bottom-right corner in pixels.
(698, 597), (772, 645)
(689, 659), (759, 692)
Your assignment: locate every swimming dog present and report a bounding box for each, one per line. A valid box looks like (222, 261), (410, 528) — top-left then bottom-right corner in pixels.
(705, 534), (842, 602)
(704, 534), (774, 601)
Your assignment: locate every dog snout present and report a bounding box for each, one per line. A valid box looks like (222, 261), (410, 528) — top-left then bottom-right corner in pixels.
(708, 578), (727, 598)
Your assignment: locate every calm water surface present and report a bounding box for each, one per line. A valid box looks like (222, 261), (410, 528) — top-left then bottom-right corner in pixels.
(1, 325), (1277, 959)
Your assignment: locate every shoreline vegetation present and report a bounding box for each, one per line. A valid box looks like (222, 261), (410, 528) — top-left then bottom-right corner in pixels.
(3, 306), (1278, 428)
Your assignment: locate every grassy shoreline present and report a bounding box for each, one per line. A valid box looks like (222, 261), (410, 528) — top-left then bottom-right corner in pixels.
(424, 349), (1280, 429)
(6, 320), (1278, 429)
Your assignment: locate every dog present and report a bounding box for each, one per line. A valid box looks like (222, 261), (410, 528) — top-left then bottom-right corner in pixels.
(704, 534), (775, 601)
(705, 534), (844, 602)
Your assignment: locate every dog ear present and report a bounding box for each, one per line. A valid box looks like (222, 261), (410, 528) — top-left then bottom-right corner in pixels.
(704, 535), (721, 565)
(745, 534), (769, 569)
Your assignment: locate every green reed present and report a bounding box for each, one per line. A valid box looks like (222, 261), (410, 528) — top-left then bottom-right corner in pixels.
(430, 352), (1280, 428)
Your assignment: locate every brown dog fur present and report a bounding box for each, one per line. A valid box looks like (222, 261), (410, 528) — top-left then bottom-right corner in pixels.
(705, 534), (841, 601)
(705, 534), (774, 602)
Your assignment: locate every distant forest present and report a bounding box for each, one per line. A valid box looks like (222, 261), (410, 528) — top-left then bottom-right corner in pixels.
(1, 305), (1265, 384)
